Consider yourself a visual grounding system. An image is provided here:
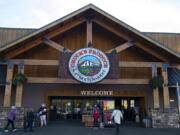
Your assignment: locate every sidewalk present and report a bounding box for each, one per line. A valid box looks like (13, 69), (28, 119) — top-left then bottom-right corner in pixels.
(1, 120), (180, 135)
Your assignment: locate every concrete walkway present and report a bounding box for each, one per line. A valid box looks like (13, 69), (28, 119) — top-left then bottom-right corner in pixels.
(1, 120), (180, 135)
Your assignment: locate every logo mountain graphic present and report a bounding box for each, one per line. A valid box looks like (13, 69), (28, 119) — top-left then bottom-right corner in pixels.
(79, 60), (100, 67)
(78, 60), (102, 76)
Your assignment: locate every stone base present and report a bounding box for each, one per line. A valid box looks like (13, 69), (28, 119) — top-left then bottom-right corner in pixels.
(0, 107), (25, 129)
(150, 108), (179, 128)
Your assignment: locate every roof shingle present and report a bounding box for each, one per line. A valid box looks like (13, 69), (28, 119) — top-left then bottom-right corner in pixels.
(0, 27), (35, 47)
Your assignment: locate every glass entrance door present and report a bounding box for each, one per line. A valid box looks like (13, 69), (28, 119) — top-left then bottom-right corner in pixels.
(50, 98), (104, 120)
(49, 97), (144, 122)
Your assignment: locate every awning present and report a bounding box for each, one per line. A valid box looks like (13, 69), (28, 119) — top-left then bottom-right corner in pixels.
(168, 68), (180, 86)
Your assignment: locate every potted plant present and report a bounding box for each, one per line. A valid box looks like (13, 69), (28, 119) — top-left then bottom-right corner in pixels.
(149, 75), (164, 89)
(12, 73), (27, 86)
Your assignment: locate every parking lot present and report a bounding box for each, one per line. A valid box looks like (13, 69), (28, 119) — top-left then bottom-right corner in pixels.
(1, 120), (180, 135)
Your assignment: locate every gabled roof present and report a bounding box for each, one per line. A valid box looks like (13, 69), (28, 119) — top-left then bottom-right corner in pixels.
(1, 28), (180, 54)
(0, 4), (180, 60)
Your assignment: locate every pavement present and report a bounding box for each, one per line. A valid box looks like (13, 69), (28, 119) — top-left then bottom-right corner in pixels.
(1, 120), (180, 135)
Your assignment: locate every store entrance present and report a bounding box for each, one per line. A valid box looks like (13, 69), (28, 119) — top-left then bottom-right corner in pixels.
(48, 96), (146, 122)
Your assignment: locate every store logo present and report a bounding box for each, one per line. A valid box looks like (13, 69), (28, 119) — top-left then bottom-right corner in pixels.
(68, 48), (110, 83)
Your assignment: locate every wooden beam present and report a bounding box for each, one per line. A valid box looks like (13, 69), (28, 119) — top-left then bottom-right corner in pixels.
(1, 60), (177, 69)
(106, 40), (136, 53)
(12, 59), (59, 65)
(135, 42), (169, 62)
(152, 63), (160, 108)
(27, 77), (149, 84)
(4, 17), (86, 59)
(15, 61), (24, 107)
(3, 61), (14, 107)
(119, 61), (163, 67)
(5, 39), (42, 59)
(0, 59), (166, 67)
(93, 18), (131, 41)
(162, 64), (170, 108)
(100, 79), (149, 84)
(86, 18), (92, 47)
(93, 18), (169, 62)
(44, 17), (86, 39)
(27, 77), (79, 84)
(2, 59), (178, 70)
(42, 38), (72, 52)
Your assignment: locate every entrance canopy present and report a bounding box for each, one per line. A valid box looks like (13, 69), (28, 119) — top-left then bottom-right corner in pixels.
(168, 68), (180, 86)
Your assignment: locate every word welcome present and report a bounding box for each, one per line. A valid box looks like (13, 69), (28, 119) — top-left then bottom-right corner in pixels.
(81, 91), (113, 96)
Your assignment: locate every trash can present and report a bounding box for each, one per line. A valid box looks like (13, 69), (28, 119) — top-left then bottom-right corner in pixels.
(99, 122), (104, 129)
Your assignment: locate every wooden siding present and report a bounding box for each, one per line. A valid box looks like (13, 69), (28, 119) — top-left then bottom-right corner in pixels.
(120, 67), (151, 79)
(13, 23), (156, 79)
(118, 46), (161, 62)
(52, 22), (86, 51)
(92, 23), (126, 51)
(15, 43), (60, 60)
(24, 65), (58, 77)
(0, 28), (35, 47)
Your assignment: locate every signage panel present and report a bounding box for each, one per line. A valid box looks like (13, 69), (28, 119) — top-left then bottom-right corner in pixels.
(68, 48), (110, 83)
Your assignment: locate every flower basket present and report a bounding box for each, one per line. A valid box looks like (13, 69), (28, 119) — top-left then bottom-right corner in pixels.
(12, 73), (27, 86)
(149, 75), (164, 89)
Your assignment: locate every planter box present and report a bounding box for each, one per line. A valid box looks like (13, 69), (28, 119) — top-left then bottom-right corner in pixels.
(85, 116), (93, 122)
(85, 121), (94, 127)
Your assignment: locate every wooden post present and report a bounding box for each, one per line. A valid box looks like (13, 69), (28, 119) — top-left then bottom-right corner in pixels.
(162, 64), (170, 108)
(15, 60), (24, 107)
(87, 18), (92, 47)
(152, 63), (160, 108)
(3, 60), (14, 107)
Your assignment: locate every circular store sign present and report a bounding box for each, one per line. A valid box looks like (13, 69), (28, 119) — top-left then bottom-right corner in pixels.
(68, 48), (110, 83)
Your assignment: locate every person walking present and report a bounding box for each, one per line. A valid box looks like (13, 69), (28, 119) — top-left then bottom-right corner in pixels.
(24, 108), (35, 132)
(4, 106), (17, 133)
(38, 104), (47, 127)
(111, 106), (123, 135)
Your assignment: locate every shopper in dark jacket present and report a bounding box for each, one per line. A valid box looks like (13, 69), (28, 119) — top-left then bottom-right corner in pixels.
(24, 108), (35, 132)
(38, 104), (47, 127)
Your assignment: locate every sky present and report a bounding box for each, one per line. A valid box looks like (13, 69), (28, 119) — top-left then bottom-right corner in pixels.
(0, 0), (180, 33)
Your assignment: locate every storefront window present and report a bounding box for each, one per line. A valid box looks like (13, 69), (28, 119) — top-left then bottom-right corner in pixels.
(122, 100), (128, 109)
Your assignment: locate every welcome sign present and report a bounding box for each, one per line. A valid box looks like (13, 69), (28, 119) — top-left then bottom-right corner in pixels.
(81, 90), (113, 96)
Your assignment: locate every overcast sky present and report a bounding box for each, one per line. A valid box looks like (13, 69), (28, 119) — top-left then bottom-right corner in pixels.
(0, 0), (180, 33)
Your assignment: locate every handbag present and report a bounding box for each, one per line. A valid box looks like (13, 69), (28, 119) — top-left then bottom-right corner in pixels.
(5, 117), (8, 121)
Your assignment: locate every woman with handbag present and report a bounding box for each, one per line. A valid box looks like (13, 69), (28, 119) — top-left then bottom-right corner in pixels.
(111, 106), (123, 135)
(4, 106), (17, 133)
